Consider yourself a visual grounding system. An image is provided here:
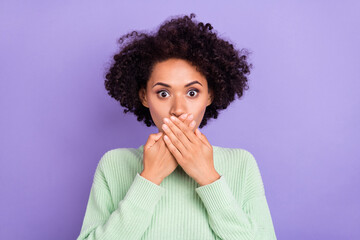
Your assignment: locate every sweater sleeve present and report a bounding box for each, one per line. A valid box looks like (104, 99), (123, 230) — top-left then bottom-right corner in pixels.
(195, 151), (277, 240)
(76, 156), (166, 240)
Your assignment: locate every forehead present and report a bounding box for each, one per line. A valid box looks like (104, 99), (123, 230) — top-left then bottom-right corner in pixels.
(148, 58), (207, 87)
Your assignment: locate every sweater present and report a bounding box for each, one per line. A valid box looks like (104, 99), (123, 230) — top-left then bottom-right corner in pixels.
(76, 144), (277, 240)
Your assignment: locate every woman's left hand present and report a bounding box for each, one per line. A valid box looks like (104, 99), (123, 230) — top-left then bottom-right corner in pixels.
(162, 114), (221, 186)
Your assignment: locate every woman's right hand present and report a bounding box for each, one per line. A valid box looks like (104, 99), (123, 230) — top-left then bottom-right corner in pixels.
(140, 113), (195, 185)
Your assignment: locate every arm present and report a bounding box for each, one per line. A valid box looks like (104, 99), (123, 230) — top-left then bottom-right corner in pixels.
(76, 156), (165, 240)
(195, 152), (277, 240)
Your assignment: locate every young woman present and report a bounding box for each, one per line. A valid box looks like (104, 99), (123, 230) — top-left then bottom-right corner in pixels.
(77, 13), (277, 240)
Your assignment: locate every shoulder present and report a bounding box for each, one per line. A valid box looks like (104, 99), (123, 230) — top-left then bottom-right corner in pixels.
(212, 145), (260, 174)
(213, 145), (256, 163)
(97, 146), (143, 172)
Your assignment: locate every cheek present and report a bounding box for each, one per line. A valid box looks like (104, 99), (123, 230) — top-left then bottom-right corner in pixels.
(190, 108), (205, 126)
(149, 108), (162, 122)
(147, 101), (167, 125)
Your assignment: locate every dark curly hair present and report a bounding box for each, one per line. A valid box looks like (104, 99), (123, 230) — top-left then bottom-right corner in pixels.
(104, 13), (252, 128)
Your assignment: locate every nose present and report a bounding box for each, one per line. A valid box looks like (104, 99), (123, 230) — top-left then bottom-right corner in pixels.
(170, 95), (186, 118)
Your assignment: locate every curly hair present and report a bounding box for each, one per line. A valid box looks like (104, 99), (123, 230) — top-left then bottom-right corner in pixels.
(104, 13), (252, 128)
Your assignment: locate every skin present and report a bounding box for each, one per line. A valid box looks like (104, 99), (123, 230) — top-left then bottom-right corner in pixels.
(139, 58), (221, 186)
(139, 58), (213, 132)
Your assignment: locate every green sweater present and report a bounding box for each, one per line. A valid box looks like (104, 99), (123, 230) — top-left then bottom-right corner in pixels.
(77, 145), (277, 240)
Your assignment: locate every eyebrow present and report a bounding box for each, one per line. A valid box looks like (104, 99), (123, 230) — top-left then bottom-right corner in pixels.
(152, 81), (203, 88)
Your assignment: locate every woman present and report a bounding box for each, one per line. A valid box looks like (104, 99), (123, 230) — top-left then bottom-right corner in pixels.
(77, 13), (277, 240)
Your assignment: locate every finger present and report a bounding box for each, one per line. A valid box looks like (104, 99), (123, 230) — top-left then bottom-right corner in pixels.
(162, 118), (188, 153)
(165, 117), (192, 150)
(163, 134), (183, 160)
(144, 132), (163, 150)
(195, 128), (211, 148)
(183, 113), (196, 132)
(169, 115), (198, 144)
(186, 114), (197, 132)
(179, 113), (188, 121)
(178, 114), (196, 132)
(154, 131), (163, 141)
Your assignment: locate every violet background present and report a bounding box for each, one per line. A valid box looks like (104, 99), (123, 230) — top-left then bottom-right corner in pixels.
(1, 1), (359, 239)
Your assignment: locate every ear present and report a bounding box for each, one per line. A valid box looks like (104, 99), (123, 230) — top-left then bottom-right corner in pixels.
(206, 89), (214, 107)
(138, 88), (149, 108)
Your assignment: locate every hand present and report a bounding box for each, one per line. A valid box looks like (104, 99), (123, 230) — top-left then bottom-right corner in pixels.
(161, 114), (220, 186)
(141, 114), (195, 185)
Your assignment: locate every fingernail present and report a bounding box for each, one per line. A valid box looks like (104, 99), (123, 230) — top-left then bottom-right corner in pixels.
(196, 129), (201, 136)
(190, 120), (196, 127)
(180, 113), (188, 119)
(188, 114), (193, 120)
(170, 116), (176, 121)
(164, 118), (170, 123)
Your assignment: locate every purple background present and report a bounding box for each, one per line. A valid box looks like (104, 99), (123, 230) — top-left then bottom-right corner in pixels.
(1, 1), (359, 239)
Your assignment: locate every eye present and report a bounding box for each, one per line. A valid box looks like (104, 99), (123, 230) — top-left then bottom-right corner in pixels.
(156, 89), (199, 98)
(187, 89), (199, 98)
(157, 90), (170, 98)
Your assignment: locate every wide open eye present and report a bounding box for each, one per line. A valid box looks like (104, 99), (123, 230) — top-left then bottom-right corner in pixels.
(187, 89), (199, 97)
(157, 90), (170, 98)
